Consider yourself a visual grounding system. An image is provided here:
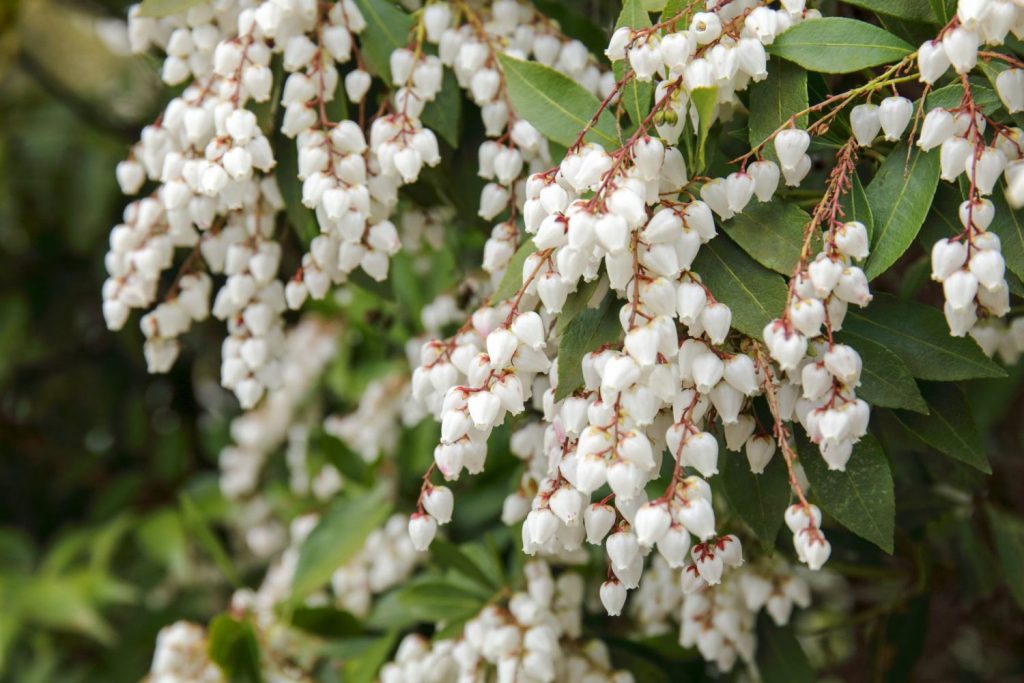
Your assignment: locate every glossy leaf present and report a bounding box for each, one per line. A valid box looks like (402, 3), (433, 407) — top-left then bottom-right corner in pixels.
(841, 0), (937, 22)
(721, 449), (791, 547)
(892, 381), (990, 473)
(721, 200), (816, 275)
(843, 294), (1005, 381)
(421, 69), (463, 148)
(799, 434), (895, 553)
(353, 0), (414, 82)
(838, 171), (875, 241)
(864, 144), (940, 280)
(748, 57), (808, 161)
(768, 18), (913, 73)
(497, 54), (618, 147)
(492, 240), (535, 302)
(690, 236), (788, 340)
(835, 331), (928, 413)
(556, 292), (622, 400)
(208, 615), (263, 683)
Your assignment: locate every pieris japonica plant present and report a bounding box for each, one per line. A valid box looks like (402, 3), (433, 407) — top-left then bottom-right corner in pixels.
(99, 0), (1024, 678)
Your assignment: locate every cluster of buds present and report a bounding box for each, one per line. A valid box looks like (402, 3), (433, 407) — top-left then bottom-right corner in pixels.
(148, 621), (224, 683)
(786, 503), (831, 570)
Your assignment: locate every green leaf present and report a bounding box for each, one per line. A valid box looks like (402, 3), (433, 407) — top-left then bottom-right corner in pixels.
(208, 615), (263, 683)
(748, 57), (808, 162)
(988, 189), (1024, 282)
(395, 578), (489, 622)
(137, 0), (206, 17)
(757, 617), (815, 683)
(929, 0), (956, 23)
(179, 493), (239, 587)
(768, 18), (913, 73)
(290, 487), (393, 600)
(690, 86), (718, 173)
(353, 0), (414, 82)
(614, 0), (653, 128)
(429, 539), (500, 590)
(892, 381), (990, 473)
(530, 0), (608, 56)
(721, 200), (816, 275)
(343, 631), (398, 683)
(835, 331), (928, 413)
(690, 236), (788, 340)
(839, 171), (875, 241)
(555, 292), (622, 400)
(798, 434), (895, 553)
(421, 69), (462, 148)
(492, 240), (534, 302)
(841, 0), (937, 22)
(556, 277), (605, 334)
(659, 0), (691, 23)
(864, 144), (940, 280)
(313, 429), (373, 485)
(289, 606), (363, 639)
(842, 294), (1005, 381)
(985, 505), (1024, 611)
(276, 131), (319, 248)
(497, 54), (618, 148)
(720, 449), (791, 548)
(925, 79), (1004, 116)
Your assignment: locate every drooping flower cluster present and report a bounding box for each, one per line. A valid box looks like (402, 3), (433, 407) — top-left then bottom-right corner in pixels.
(914, 7), (1024, 335)
(379, 561), (635, 683)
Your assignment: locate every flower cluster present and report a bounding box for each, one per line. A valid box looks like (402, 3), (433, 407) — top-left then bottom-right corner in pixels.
(380, 561), (635, 683)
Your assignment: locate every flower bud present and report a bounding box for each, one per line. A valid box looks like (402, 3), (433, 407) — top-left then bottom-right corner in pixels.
(408, 512), (438, 551)
(850, 103), (881, 147)
(635, 502), (672, 546)
(600, 580), (627, 616)
(423, 485), (454, 524)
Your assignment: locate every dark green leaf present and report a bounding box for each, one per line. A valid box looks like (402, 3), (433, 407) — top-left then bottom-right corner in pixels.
(353, 0), (414, 82)
(879, 596), (931, 683)
(556, 277), (605, 334)
(313, 430), (373, 485)
(721, 200), (816, 274)
(429, 539), (500, 590)
(843, 294), (1005, 381)
(768, 18), (913, 73)
(925, 80), (1003, 115)
(497, 54), (618, 148)
(492, 240), (534, 302)
(291, 487), (393, 600)
(208, 615), (263, 683)
(275, 132), (319, 248)
(556, 292), (622, 400)
(421, 69), (462, 148)
(179, 493), (239, 587)
(690, 236), (788, 340)
(748, 57), (808, 161)
(988, 189), (1024, 281)
(757, 617), (815, 683)
(929, 0), (956, 24)
(720, 449), (791, 547)
(289, 606), (363, 639)
(530, 0), (608, 56)
(841, 0), (937, 22)
(835, 331), (928, 413)
(985, 504), (1024, 611)
(864, 144), (940, 280)
(343, 631), (398, 683)
(798, 434), (895, 553)
(395, 578), (489, 622)
(138, 0), (206, 17)
(892, 381), (990, 473)
(839, 171), (875, 241)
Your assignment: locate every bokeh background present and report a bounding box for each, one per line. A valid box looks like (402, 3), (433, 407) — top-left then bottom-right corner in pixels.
(2, 1), (1024, 681)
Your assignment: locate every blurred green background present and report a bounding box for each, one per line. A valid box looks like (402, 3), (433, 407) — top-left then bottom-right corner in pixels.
(2, 1), (1024, 681)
